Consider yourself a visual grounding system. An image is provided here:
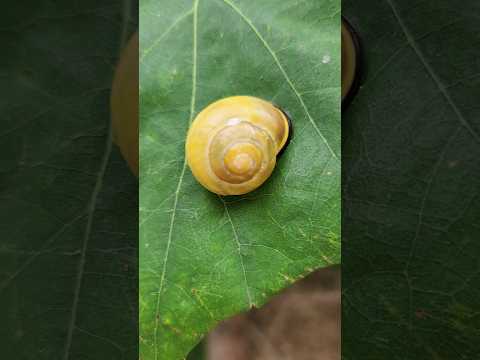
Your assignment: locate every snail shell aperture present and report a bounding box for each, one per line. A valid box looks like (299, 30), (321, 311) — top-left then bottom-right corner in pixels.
(186, 96), (291, 195)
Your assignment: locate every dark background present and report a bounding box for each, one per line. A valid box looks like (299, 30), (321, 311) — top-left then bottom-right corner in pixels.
(343, 0), (480, 359)
(0, 1), (138, 359)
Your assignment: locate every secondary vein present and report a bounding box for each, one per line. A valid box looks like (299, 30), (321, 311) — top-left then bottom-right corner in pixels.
(140, 8), (194, 63)
(219, 196), (253, 307)
(386, 0), (480, 144)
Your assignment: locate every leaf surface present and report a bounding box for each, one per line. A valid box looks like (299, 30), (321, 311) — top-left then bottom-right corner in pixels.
(139, 0), (341, 358)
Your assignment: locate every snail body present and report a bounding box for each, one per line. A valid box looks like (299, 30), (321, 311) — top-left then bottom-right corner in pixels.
(186, 96), (291, 195)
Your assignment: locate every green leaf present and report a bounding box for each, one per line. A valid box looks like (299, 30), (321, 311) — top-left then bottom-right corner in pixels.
(140, 0), (340, 358)
(0, 2), (138, 359)
(343, 0), (480, 358)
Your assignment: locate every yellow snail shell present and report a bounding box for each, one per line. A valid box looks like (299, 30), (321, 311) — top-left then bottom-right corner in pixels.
(186, 96), (291, 195)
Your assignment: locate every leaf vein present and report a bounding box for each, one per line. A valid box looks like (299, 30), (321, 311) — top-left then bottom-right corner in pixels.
(219, 196), (253, 307)
(63, 121), (113, 360)
(221, 0), (339, 159)
(386, 0), (480, 144)
(140, 8), (194, 62)
(151, 1), (199, 359)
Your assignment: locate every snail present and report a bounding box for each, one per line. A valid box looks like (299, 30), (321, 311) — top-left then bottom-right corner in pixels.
(186, 96), (292, 196)
(341, 17), (361, 108)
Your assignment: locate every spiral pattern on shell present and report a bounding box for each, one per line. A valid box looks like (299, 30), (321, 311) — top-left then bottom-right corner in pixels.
(186, 96), (290, 196)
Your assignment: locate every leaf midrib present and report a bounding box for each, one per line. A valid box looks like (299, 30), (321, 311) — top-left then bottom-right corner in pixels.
(151, 1), (198, 359)
(63, 127), (114, 360)
(63, 5), (133, 358)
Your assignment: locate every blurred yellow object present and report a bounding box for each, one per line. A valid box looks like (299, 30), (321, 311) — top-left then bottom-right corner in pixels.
(111, 32), (139, 176)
